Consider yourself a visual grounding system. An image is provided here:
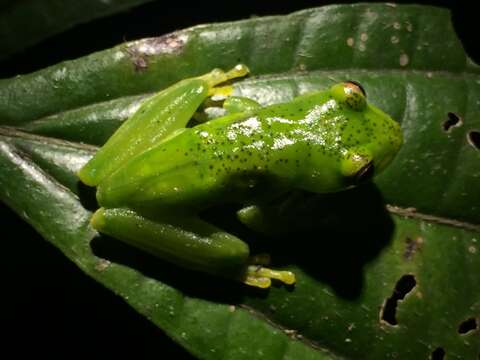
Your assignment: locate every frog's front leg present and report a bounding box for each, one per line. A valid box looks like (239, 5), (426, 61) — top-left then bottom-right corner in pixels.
(194, 94), (262, 123)
(92, 207), (295, 288)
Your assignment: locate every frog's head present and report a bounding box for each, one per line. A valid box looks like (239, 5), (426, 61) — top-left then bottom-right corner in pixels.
(299, 81), (403, 193)
(332, 81), (403, 188)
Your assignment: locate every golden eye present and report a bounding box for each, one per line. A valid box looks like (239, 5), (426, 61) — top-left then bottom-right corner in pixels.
(330, 82), (367, 111)
(342, 81), (366, 111)
(344, 80), (367, 97)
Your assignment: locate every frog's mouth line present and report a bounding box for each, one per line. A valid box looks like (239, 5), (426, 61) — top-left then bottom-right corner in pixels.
(355, 161), (375, 183)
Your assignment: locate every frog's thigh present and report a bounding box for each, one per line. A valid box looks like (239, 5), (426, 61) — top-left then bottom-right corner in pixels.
(92, 208), (295, 288)
(79, 65), (249, 187)
(92, 208), (249, 277)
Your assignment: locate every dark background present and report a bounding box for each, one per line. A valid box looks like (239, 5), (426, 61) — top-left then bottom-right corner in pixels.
(1, 1), (477, 358)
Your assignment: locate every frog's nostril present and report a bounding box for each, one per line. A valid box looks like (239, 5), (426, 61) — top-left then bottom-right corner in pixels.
(345, 80), (367, 97)
(355, 161), (374, 182)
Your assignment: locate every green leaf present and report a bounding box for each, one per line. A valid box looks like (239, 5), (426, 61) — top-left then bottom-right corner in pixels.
(0, 0), (155, 60)
(1, 4), (480, 359)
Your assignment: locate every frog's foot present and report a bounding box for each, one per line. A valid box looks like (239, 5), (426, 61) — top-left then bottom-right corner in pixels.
(192, 64), (250, 122)
(202, 64), (249, 98)
(199, 64), (249, 89)
(242, 262), (296, 289)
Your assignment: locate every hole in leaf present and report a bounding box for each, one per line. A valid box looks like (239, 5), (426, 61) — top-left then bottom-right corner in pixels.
(458, 317), (478, 334)
(431, 347), (445, 360)
(442, 112), (463, 132)
(380, 274), (416, 325)
(467, 131), (480, 150)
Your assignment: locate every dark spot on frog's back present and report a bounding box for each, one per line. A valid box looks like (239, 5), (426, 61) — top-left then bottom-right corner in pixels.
(125, 33), (186, 71)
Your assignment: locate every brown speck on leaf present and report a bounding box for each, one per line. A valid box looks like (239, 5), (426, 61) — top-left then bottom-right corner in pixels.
(125, 46), (149, 72)
(125, 32), (187, 72)
(404, 236), (424, 260)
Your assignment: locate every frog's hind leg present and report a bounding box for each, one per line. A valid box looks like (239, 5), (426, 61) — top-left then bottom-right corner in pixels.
(79, 65), (249, 186)
(91, 207), (295, 288)
(91, 207), (250, 278)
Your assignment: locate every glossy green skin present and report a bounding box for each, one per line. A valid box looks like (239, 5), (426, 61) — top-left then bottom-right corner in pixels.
(96, 85), (402, 213)
(79, 74), (402, 279)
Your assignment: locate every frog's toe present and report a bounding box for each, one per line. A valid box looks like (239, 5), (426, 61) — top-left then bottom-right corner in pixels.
(200, 64), (249, 89)
(242, 264), (296, 288)
(225, 64), (249, 79)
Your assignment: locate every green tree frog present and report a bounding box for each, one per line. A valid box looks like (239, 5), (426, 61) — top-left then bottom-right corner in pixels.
(78, 65), (403, 288)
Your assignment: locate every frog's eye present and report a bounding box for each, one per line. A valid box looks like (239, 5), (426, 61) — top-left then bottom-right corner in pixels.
(344, 80), (366, 97)
(330, 82), (367, 111)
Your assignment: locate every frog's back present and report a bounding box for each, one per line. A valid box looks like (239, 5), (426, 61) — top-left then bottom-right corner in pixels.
(94, 96), (323, 213)
(96, 85), (402, 212)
